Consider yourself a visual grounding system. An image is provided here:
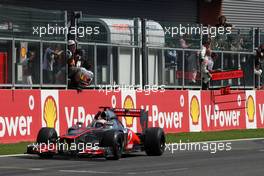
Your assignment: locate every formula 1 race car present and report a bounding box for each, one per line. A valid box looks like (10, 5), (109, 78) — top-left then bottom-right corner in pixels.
(27, 107), (165, 160)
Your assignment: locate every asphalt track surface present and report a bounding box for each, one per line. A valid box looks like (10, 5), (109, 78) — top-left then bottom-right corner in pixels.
(1, 139), (264, 176)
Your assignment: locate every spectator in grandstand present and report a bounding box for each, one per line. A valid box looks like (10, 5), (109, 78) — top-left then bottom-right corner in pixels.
(200, 39), (211, 60)
(22, 51), (36, 85)
(202, 52), (220, 90)
(54, 50), (66, 84)
(67, 40), (94, 89)
(166, 50), (177, 66)
(187, 52), (199, 84)
(215, 15), (233, 28)
(179, 34), (199, 85)
(213, 15), (233, 51)
(231, 29), (245, 51)
(201, 46), (212, 90)
(79, 49), (94, 72)
(67, 40), (79, 86)
(255, 44), (264, 89)
(208, 52), (218, 71)
(43, 47), (56, 84)
(179, 34), (191, 49)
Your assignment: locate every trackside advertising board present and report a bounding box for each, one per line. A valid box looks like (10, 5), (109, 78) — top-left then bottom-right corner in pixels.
(136, 90), (189, 133)
(256, 91), (264, 128)
(1, 89), (264, 143)
(0, 90), (41, 143)
(201, 90), (246, 131)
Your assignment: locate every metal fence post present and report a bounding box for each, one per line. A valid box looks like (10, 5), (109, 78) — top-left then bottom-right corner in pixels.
(182, 50), (185, 89)
(238, 53), (241, 86)
(94, 44), (98, 86)
(141, 18), (148, 87)
(161, 49), (165, 85)
(40, 41), (43, 87)
(110, 46), (113, 85)
(134, 18), (140, 85)
(221, 51), (224, 87)
(12, 38), (15, 89)
(253, 28), (255, 52)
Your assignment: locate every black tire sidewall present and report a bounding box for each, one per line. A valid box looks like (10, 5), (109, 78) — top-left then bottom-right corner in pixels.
(103, 131), (123, 160)
(144, 127), (165, 156)
(37, 127), (58, 144)
(112, 135), (123, 159)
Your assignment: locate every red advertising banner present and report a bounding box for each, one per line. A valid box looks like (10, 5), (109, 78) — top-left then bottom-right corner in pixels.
(201, 90), (246, 131)
(136, 90), (189, 133)
(58, 90), (121, 135)
(2, 89), (264, 144)
(0, 90), (41, 143)
(211, 70), (244, 81)
(256, 91), (264, 128)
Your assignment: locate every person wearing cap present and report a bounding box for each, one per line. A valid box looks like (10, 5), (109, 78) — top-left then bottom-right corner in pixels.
(67, 40), (94, 88)
(67, 40), (77, 66)
(68, 40), (76, 52)
(67, 40), (79, 87)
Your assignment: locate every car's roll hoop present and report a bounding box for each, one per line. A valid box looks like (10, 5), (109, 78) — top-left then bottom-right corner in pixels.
(99, 106), (148, 130)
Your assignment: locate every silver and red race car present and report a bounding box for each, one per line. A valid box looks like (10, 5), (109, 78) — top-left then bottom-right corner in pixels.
(27, 107), (165, 160)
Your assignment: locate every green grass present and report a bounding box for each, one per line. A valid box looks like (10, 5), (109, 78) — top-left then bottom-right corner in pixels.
(166, 129), (264, 143)
(1, 129), (264, 155)
(0, 142), (31, 155)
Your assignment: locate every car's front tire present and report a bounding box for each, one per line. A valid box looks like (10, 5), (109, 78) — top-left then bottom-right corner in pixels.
(101, 130), (124, 160)
(144, 127), (165, 156)
(106, 136), (123, 160)
(36, 127), (58, 159)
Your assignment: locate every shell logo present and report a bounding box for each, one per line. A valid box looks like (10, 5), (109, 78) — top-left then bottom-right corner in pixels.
(123, 95), (135, 128)
(190, 96), (200, 125)
(246, 95), (255, 123)
(43, 96), (58, 128)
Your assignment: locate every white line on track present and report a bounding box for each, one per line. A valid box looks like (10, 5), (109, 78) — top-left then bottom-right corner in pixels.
(127, 168), (188, 174)
(0, 154), (29, 158)
(0, 167), (188, 175)
(0, 166), (44, 171)
(59, 168), (188, 175)
(29, 168), (44, 171)
(0, 166), (24, 169)
(59, 170), (113, 174)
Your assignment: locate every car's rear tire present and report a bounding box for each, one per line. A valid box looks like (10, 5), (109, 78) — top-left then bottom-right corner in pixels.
(36, 127), (57, 159)
(144, 127), (165, 156)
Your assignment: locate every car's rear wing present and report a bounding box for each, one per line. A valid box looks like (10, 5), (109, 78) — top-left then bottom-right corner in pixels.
(99, 107), (149, 131)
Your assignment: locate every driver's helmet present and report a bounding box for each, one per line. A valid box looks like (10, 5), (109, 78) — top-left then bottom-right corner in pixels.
(94, 119), (107, 128)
